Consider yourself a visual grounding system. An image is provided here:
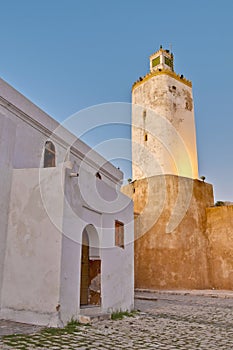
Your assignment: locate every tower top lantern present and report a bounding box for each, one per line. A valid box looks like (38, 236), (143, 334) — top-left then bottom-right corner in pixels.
(150, 45), (174, 72)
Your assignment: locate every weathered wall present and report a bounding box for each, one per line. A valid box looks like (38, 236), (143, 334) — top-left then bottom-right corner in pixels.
(206, 206), (233, 289)
(0, 77), (134, 326)
(132, 74), (199, 180)
(0, 164), (134, 326)
(0, 167), (64, 326)
(100, 201), (134, 314)
(0, 77), (123, 188)
(59, 167), (134, 324)
(122, 175), (214, 290)
(0, 115), (16, 305)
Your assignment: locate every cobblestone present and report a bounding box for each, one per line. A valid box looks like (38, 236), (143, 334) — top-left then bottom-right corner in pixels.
(0, 292), (233, 349)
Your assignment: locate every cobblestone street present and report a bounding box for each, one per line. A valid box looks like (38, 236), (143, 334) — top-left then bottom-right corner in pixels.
(1, 291), (233, 349)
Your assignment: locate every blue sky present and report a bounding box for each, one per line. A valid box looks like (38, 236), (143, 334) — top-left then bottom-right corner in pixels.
(1, 0), (233, 200)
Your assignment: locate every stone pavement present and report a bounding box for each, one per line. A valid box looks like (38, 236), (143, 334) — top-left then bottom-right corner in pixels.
(1, 291), (233, 349)
(0, 320), (42, 337)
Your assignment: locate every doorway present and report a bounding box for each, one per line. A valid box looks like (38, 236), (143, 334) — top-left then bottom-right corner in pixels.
(80, 225), (101, 307)
(80, 230), (89, 305)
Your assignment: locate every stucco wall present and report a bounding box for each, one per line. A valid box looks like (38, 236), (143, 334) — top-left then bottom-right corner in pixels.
(0, 164), (134, 326)
(122, 175), (214, 290)
(0, 167), (64, 326)
(59, 167), (134, 323)
(100, 202), (134, 313)
(0, 77), (123, 188)
(0, 78), (134, 326)
(132, 74), (199, 180)
(0, 115), (16, 305)
(206, 206), (233, 289)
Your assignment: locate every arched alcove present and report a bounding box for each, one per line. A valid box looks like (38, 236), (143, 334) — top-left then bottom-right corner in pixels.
(44, 141), (56, 168)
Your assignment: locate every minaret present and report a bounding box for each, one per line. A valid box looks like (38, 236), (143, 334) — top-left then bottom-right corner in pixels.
(132, 47), (199, 180)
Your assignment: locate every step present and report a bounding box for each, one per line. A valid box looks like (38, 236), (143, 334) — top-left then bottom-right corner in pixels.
(78, 313), (111, 324)
(134, 294), (158, 301)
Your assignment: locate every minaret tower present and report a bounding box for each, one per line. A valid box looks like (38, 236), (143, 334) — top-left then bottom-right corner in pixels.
(132, 47), (199, 180)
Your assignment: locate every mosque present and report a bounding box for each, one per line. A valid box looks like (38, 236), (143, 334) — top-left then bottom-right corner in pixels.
(0, 77), (134, 326)
(123, 46), (233, 291)
(0, 46), (232, 328)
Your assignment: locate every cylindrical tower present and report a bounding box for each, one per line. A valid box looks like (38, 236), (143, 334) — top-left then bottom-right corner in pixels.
(132, 47), (199, 180)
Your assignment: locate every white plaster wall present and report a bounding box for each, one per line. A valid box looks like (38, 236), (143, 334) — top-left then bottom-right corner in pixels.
(101, 244), (134, 313)
(0, 167), (65, 326)
(59, 167), (134, 323)
(59, 206), (103, 324)
(132, 74), (199, 180)
(101, 201), (134, 313)
(59, 235), (82, 325)
(0, 77), (123, 188)
(0, 115), (16, 305)
(0, 78), (134, 325)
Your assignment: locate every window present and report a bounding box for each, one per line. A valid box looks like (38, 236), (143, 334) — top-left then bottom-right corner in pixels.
(165, 56), (173, 69)
(144, 133), (148, 142)
(44, 141), (56, 168)
(96, 172), (102, 179)
(152, 56), (160, 67)
(115, 220), (124, 249)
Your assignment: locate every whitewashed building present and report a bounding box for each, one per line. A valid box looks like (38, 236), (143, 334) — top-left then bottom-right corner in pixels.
(0, 78), (134, 326)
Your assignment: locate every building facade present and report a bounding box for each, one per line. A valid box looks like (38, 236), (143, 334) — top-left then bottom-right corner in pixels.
(0, 78), (134, 326)
(123, 47), (233, 291)
(132, 47), (199, 180)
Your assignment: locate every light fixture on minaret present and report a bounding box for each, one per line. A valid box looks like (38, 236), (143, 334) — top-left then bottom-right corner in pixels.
(150, 45), (174, 72)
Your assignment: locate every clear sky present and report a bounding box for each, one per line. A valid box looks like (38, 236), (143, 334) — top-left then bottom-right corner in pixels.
(1, 0), (233, 201)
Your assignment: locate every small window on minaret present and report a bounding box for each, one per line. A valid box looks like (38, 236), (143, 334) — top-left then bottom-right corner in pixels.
(152, 56), (160, 68)
(96, 172), (102, 179)
(143, 110), (146, 118)
(165, 56), (173, 69)
(144, 134), (148, 142)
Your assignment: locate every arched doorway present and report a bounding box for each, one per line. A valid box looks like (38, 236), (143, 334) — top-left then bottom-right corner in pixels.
(80, 225), (101, 307)
(80, 230), (89, 305)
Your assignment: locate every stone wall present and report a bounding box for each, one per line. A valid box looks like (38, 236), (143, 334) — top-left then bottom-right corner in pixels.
(132, 74), (199, 180)
(206, 206), (233, 290)
(122, 175), (214, 290)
